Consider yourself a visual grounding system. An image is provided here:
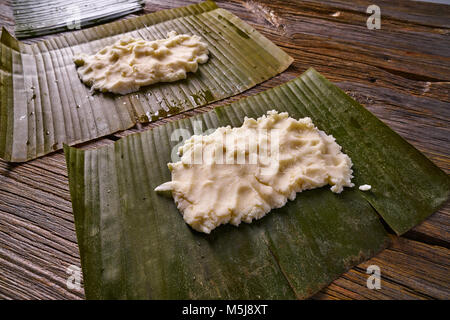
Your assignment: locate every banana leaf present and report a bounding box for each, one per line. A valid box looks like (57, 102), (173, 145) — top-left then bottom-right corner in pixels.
(0, 0), (293, 162)
(12, 0), (145, 39)
(67, 67), (450, 299)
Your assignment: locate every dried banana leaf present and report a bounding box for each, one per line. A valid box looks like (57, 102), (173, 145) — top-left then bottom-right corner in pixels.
(0, 0), (293, 162)
(12, 0), (145, 39)
(66, 68), (441, 299)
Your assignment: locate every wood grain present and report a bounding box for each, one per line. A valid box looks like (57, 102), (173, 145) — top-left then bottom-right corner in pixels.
(0, 0), (449, 299)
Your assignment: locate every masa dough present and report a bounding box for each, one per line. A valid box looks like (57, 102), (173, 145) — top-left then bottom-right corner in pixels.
(156, 111), (355, 233)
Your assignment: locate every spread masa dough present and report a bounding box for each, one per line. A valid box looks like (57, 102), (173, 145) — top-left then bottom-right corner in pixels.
(156, 111), (355, 233)
(74, 31), (209, 94)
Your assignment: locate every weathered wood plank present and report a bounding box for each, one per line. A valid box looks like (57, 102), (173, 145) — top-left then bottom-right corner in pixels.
(0, 139), (117, 300)
(145, 0), (450, 29)
(406, 205), (450, 248)
(0, 156), (83, 299)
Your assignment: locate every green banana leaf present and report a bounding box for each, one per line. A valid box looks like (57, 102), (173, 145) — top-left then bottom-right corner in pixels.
(65, 67), (450, 299)
(0, 0), (293, 162)
(12, 0), (145, 39)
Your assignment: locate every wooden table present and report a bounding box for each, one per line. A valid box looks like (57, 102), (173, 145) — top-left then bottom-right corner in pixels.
(0, 0), (449, 300)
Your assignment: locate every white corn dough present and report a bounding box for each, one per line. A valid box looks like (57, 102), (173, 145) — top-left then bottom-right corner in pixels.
(73, 31), (209, 95)
(155, 110), (355, 233)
